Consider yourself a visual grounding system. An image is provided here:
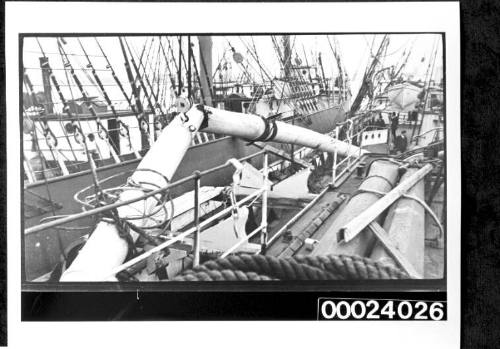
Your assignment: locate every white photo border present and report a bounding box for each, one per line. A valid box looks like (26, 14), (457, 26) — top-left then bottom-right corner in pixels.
(6, 2), (460, 349)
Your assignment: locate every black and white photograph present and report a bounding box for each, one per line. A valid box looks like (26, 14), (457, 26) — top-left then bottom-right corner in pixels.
(21, 33), (446, 284)
(5, 2), (462, 348)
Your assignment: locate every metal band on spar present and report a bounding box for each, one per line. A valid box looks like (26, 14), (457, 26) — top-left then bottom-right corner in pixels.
(195, 105), (367, 158)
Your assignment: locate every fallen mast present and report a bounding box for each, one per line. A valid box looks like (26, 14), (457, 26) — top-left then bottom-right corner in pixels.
(61, 104), (363, 281)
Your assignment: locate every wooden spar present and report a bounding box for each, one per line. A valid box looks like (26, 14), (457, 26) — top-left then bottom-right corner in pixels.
(188, 41), (206, 105)
(282, 35), (291, 80)
(338, 164), (433, 243)
(318, 52), (327, 92)
(177, 36), (183, 95)
(198, 36), (213, 106)
(369, 168), (426, 276)
(195, 105), (366, 158)
(60, 107), (206, 281)
(39, 57), (54, 114)
(60, 102), (362, 281)
(311, 159), (400, 257)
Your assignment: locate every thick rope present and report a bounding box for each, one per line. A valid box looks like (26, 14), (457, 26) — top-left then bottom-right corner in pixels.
(174, 269), (275, 281)
(293, 254), (408, 279)
(173, 254), (408, 281)
(180, 254), (338, 280)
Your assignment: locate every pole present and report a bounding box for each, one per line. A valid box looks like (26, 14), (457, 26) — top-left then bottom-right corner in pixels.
(260, 151), (269, 253)
(198, 36), (214, 106)
(193, 171), (201, 267)
(194, 105), (366, 158)
(177, 36), (183, 96)
(332, 126), (339, 183)
(187, 36), (192, 99)
(39, 57), (54, 114)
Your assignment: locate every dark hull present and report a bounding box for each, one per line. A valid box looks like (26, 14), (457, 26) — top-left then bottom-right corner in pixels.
(23, 106), (346, 280)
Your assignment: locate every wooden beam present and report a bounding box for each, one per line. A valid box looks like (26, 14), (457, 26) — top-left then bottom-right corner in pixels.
(338, 164), (433, 243)
(368, 222), (422, 279)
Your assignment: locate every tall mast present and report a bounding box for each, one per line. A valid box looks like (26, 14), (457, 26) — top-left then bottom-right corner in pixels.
(282, 35), (291, 80)
(198, 36), (213, 106)
(39, 56), (54, 114)
(318, 52), (327, 93)
(119, 37), (150, 149)
(177, 36), (183, 96)
(349, 34), (390, 115)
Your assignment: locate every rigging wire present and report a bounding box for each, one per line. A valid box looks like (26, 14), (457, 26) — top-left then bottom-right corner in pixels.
(55, 38), (103, 202)
(118, 36), (151, 150)
(95, 37), (142, 156)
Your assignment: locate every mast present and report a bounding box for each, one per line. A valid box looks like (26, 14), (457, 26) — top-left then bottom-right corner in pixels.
(198, 36), (213, 106)
(187, 36), (192, 99)
(282, 35), (292, 80)
(119, 37), (150, 149)
(39, 56), (54, 114)
(96, 38), (141, 158)
(78, 38), (120, 156)
(177, 37), (183, 96)
(318, 52), (327, 93)
(349, 34), (390, 116)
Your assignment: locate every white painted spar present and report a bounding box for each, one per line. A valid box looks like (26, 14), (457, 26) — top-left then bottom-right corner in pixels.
(61, 104), (364, 281)
(130, 110), (206, 187)
(196, 105), (367, 158)
(60, 108), (205, 281)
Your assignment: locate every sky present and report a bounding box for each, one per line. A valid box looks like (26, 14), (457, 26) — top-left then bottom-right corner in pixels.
(22, 34), (443, 110)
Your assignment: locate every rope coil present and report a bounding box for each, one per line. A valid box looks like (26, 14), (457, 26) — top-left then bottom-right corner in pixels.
(173, 254), (409, 281)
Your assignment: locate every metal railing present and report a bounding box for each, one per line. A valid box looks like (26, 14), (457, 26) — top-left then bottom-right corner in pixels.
(25, 149), (271, 280)
(330, 120), (365, 184)
(413, 127), (443, 146)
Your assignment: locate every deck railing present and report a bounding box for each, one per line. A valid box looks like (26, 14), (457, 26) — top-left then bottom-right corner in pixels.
(413, 127), (444, 146)
(330, 119), (366, 184)
(25, 149), (271, 280)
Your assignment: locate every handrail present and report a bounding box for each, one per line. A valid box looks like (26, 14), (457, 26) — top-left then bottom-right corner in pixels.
(331, 122), (368, 184)
(413, 127), (443, 139)
(28, 144), (271, 281)
(106, 187), (266, 279)
(25, 150), (266, 235)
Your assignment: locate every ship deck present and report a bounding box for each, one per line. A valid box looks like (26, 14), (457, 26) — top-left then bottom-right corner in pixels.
(265, 153), (445, 280)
